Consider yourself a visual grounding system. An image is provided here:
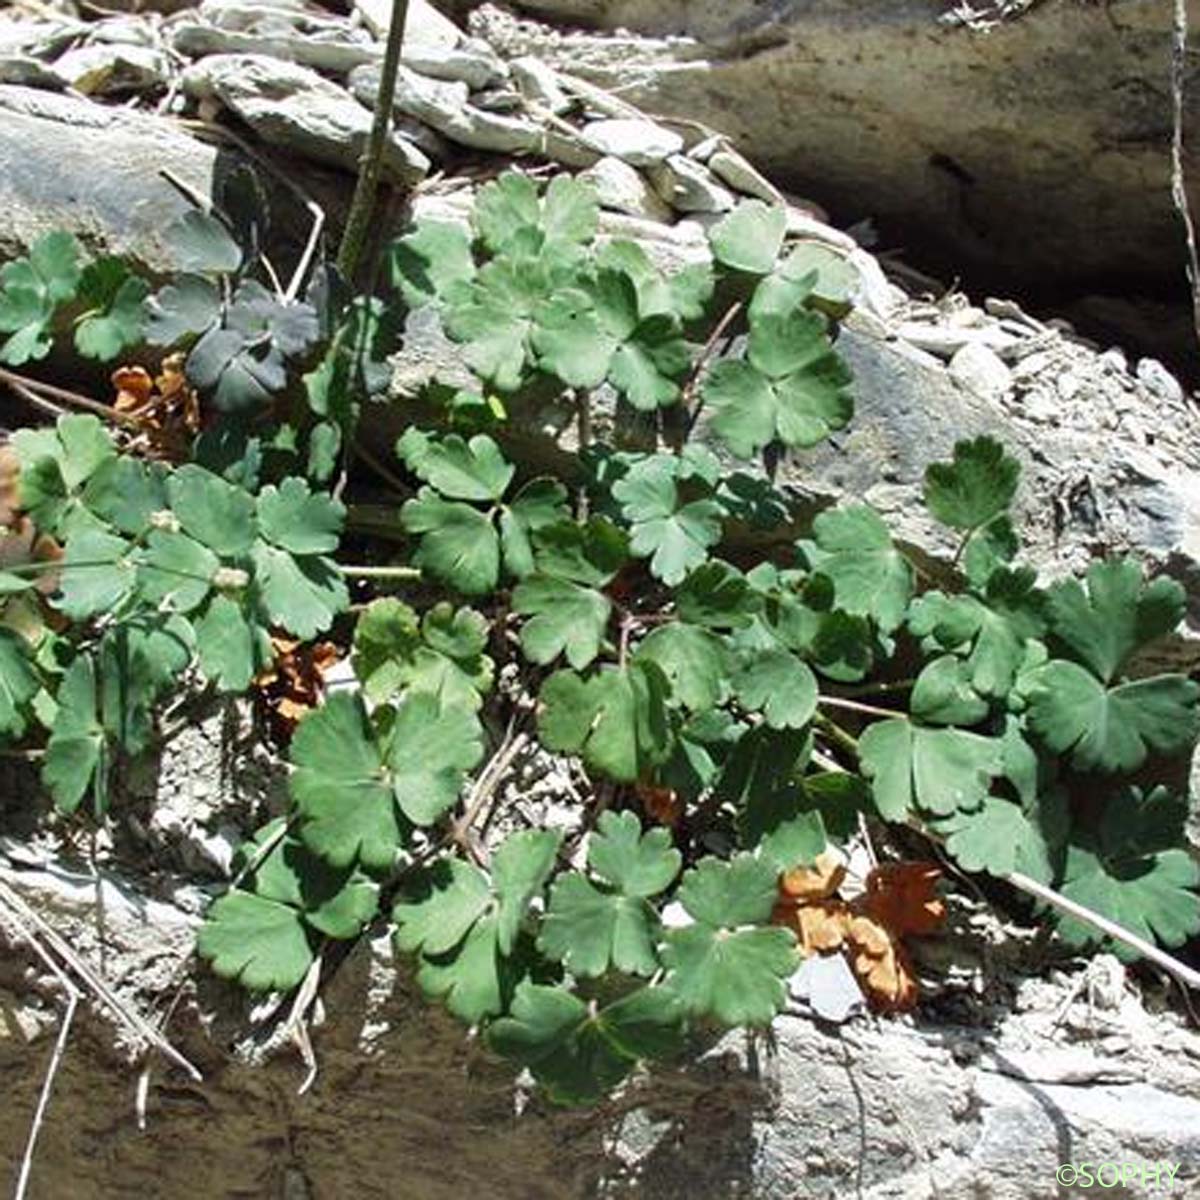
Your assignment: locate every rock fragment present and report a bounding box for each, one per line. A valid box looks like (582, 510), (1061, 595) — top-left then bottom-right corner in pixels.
(581, 117), (682, 166)
(581, 155), (673, 221)
(182, 54), (429, 182)
(647, 153), (734, 212)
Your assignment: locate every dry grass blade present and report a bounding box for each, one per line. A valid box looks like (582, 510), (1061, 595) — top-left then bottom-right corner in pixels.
(0, 878), (203, 1081)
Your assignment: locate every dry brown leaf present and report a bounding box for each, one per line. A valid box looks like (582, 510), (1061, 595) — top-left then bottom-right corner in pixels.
(860, 862), (946, 937)
(0, 444), (21, 529)
(772, 857), (946, 1013)
(772, 897), (850, 956)
(845, 914), (921, 1013)
(635, 781), (683, 827)
(255, 636), (341, 739)
(779, 851), (847, 902)
(111, 355), (201, 461)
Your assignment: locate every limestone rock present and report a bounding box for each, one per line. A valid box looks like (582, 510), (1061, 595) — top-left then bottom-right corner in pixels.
(509, 54), (569, 113)
(708, 147), (784, 206)
(581, 155), (673, 221)
(170, 21), (383, 76)
(51, 43), (168, 94)
(181, 53), (429, 183)
(948, 341), (1013, 401)
(351, 62), (538, 155)
(647, 154), (734, 213)
(581, 117), (683, 166)
(355, 0), (460, 48)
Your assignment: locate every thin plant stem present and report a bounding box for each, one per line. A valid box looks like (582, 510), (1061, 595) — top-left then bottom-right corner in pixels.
(819, 694), (898, 720)
(337, 0), (411, 278)
(337, 564), (421, 581)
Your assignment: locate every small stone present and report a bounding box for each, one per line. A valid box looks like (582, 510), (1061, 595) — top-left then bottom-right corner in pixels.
(1136, 357), (1185, 406)
(948, 341), (1013, 400)
(403, 38), (507, 89)
(687, 133), (722, 162)
(356, 0), (459, 49)
(1099, 347), (1128, 375)
(0, 55), (65, 89)
(581, 155), (673, 222)
(647, 154), (734, 213)
(581, 118), (683, 166)
(708, 147), (784, 205)
(509, 55), (570, 113)
(352, 63), (538, 154)
(52, 44), (168, 94)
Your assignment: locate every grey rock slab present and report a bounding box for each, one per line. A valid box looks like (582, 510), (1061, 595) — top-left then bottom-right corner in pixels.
(351, 62), (537, 154)
(504, 0), (1196, 311)
(580, 154), (673, 221)
(182, 53), (429, 183)
(170, 21), (383, 76)
(582, 117), (683, 166)
(0, 84), (241, 270)
(708, 146), (784, 205)
(0, 55), (65, 89)
(355, 0), (460, 49)
(51, 42), (170, 94)
(402, 38), (508, 88)
(647, 153), (735, 212)
(510, 54), (570, 113)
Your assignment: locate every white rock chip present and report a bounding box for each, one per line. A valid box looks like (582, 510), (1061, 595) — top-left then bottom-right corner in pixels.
(509, 54), (570, 113)
(52, 43), (168, 93)
(648, 154), (734, 212)
(403, 39), (507, 89)
(171, 22), (382, 75)
(582, 117), (683, 166)
(948, 341), (1014, 400)
(581, 155), (673, 221)
(708, 147), (784, 205)
(182, 54), (429, 182)
(352, 63), (538, 154)
(1136, 357), (1185, 406)
(356, 0), (459, 49)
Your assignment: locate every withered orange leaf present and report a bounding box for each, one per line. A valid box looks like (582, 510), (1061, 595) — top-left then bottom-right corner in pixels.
(779, 851), (847, 902)
(772, 897), (850, 956)
(254, 636), (341, 739)
(111, 355), (201, 461)
(861, 862), (946, 937)
(845, 914), (920, 1013)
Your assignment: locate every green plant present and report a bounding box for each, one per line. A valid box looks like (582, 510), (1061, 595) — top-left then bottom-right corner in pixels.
(2, 177), (1197, 1107)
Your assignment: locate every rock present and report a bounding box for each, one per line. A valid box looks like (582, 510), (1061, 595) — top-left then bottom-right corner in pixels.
(350, 63), (538, 155)
(509, 54), (569, 113)
(3, 811), (1199, 1200)
(1136, 357), (1186, 407)
(948, 341), (1013, 401)
(581, 155), (673, 221)
(355, 0), (460, 48)
(708, 147), (783, 206)
(0, 84), (271, 272)
(170, 21), (384, 76)
(402, 38), (507, 89)
(0, 55), (65, 89)
(181, 54), (429, 183)
(647, 154), (734, 213)
(581, 117), (683, 166)
(51, 43), (169, 94)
